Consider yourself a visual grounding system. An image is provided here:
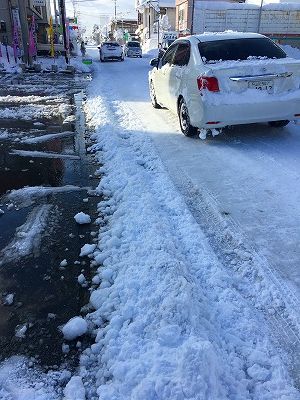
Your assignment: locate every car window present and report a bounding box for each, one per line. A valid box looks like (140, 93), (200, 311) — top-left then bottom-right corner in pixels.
(103, 42), (120, 48)
(161, 44), (178, 67)
(198, 38), (286, 63)
(173, 42), (190, 67)
(127, 42), (140, 47)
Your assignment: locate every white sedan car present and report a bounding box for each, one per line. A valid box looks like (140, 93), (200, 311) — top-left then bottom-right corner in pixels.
(99, 42), (124, 62)
(149, 32), (300, 136)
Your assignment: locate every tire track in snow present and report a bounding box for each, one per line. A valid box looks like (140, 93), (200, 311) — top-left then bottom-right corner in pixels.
(84, 66), (300, 396)
(98, 79), (300, 388)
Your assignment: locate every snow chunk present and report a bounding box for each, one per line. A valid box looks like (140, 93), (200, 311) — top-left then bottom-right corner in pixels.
(62, 316), (88, 340)
(80, 243), (96, 257)
(247, 363), (270, 381)
(15, 324), (27, 338)
(74, 212), (91, 224)
(77, 274), (86, 286)
(64, 376), (86, 400)
(60, 259), (68, 267)
(4, 293), (14, 305)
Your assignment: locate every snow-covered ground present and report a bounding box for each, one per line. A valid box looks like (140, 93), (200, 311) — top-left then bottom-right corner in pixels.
(2, 44), (300, 398)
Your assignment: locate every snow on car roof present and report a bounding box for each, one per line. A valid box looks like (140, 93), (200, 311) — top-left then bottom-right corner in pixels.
(193, 31), (265, 42)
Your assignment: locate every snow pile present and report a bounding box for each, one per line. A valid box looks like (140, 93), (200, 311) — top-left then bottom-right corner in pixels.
(64, 376), (86, 400)
(0, 45), (21, 73)
(74, 212), (91, 224)
(142, 38), (160, 56)
(81, 64), (300, 399)
(62, 316), (88, 341)
(0, 47), (92, 73)
(0, 356), (65, 399)
(282, 45), (300, 60)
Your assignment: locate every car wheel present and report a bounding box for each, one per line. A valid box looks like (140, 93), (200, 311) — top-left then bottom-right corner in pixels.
(178, 98), (197, 137)
(268, 120), (290, 127)
(150, 80), (161, 109)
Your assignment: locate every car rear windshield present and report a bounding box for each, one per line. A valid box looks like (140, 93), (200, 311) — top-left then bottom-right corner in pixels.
(127, 42), (140, 47)
(103, 42), (119, 47)
(198, 38), (286, 63)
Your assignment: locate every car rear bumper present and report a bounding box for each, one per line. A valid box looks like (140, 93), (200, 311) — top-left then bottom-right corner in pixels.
(190, 91), (300, 128)
(101, 53), (122, 59)
(127, 52), (142, 57)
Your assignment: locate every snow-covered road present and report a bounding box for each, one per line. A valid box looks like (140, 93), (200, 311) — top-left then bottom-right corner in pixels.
(2, 47), (300, 399)
(96, 50), (300, 297)
(79, 48), (300, 398)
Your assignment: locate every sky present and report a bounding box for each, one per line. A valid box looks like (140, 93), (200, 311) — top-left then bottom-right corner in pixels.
(65, 0), (137, 33)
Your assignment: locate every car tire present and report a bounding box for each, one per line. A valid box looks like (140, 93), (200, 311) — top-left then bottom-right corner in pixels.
(268, 120), (290, 128)
(150, 80), (161, 109)
(178, 98), (197, 137)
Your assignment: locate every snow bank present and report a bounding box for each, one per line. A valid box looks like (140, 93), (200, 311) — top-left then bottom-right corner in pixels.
(0, 47), (93, 74)
(282, 45), (300, 60)
(81, 61), (300, 399)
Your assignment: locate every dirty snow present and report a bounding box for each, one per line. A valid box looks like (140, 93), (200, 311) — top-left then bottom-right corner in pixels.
(0, 205), (52, 266)
(6, 185), (87, 208)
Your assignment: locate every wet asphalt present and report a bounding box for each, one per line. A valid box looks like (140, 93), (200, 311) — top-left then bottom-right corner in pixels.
(0, 71), (99, 370)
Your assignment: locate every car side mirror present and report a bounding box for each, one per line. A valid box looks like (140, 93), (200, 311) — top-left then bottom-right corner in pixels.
(150, 58), (159, 68)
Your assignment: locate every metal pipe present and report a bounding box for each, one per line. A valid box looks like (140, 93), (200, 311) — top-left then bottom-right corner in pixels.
(257, 0), (264, 33)
(190, 0), (195, 35)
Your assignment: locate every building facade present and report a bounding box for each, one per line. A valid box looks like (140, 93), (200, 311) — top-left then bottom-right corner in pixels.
(0, 0), (51, 54)
(136, 0), (176, 44)
(176, 0), (245, 33)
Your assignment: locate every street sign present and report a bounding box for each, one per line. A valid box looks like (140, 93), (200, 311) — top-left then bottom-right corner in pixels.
(33, 0), (46, 6)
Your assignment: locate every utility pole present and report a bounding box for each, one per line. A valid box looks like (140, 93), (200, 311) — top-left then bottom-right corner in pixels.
(190, 0), (195, 35)
(13, 0), (29, 64)
(53, 0), (59, 42)
(114, 0), (117, 20)
(59, 0), (69, 63)
(257, 0), (264, 33)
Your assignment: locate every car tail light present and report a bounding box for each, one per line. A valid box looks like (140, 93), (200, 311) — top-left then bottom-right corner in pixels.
(197, 76), (219, 92)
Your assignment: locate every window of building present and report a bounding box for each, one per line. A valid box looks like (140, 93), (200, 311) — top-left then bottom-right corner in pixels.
(0, 21), (7, 33)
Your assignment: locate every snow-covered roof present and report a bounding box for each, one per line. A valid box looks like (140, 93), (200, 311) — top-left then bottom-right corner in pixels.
(193, 31), (264, 42)
(196, 1), (300, 10)
(136, 0), (175, 11)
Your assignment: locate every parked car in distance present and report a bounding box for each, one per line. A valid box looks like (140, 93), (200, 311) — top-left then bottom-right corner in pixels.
(149, 32), (300, 136)
(124, 41), (142, 58)
(98, 42), (124, 62)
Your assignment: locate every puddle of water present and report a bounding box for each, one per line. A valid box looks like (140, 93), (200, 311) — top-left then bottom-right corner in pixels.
(0, 73), (99, 370)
